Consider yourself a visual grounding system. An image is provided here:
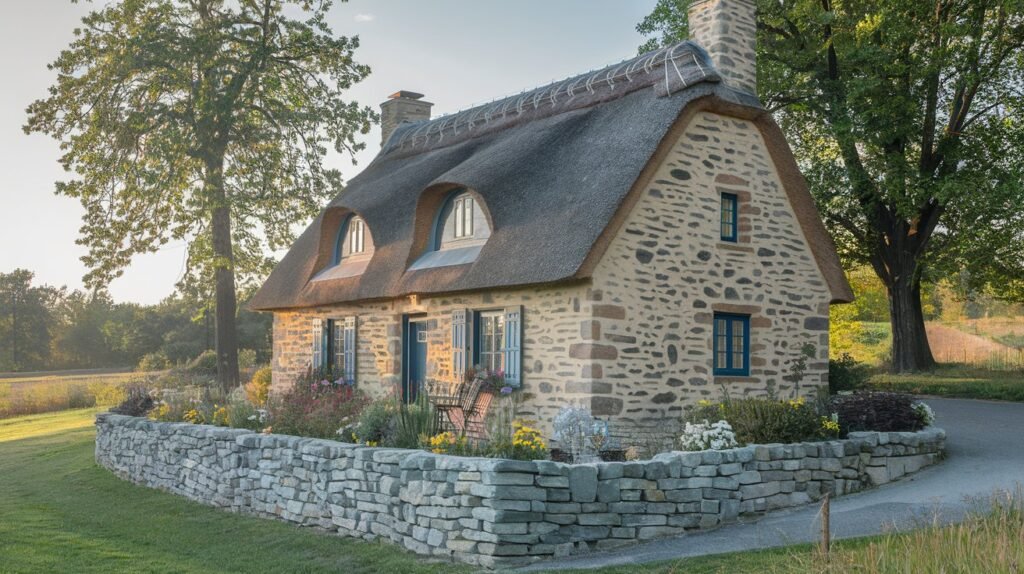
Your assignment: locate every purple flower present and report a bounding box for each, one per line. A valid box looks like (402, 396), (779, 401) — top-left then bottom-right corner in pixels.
(500, 386), (513, 395)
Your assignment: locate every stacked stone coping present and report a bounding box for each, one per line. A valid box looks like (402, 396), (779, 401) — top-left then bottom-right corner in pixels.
(95, 413), (945, 569)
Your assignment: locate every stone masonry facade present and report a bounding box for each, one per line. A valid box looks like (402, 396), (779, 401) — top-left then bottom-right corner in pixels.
(96, 413), (945, 569)
(270, 109), (836, 444)
(272, 283), (598, 438)
(588, 110), (834, 440)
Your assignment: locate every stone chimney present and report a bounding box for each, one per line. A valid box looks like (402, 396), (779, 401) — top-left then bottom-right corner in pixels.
(380, 91), (433, 146)
(688, 0), (757, 96)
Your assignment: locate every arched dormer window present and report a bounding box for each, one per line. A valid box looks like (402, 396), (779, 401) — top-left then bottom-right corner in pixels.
(410, 189), (491, 271)
(314, 214), (374, 281)
(336, 215), (369, 262)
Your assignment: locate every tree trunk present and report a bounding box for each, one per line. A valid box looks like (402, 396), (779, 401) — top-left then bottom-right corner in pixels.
(885, 259), (936, 373)
(207, 159), (240, 391)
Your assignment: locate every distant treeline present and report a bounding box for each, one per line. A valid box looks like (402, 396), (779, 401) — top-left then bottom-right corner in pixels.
(0, 269), (270, 372)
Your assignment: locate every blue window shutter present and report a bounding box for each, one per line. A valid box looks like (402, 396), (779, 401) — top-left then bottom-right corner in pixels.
(343, 316), (357, 384)
(311, 318), (324, 369)
(451, 309), (469, 382)
(503, 306), (523, 388)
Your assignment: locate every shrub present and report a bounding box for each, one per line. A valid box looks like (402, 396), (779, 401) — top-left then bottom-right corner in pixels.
(830, 391), (925, 433)
(552, 406), (595, 460)
(266, 369), (369, 439)
(245, 366), (272, 407)
(137, 351), (171, 372)
(829, 353), (871, 393)
(354, 399), (395, 445)
(684, 395), (831, 445)
(679, 420), (739, 451)
(151, 389), (191, 421)
(389, 392), (436, 449)
(238, 349), (258, 371)
(186, 350), (219, 377)
(111, 385), (155, 417)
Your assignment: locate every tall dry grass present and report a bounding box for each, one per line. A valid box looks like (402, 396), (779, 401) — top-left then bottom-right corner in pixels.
(782, 490), (1024, 574)
(0, 372), (154, 418)
(927, 323), (1024, 370)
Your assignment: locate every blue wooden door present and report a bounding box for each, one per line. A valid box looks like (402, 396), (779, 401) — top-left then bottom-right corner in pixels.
(405, 319), (428, 402)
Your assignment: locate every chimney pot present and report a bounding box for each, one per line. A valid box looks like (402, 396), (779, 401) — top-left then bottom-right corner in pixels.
(688, 0), (758, 96)
(380, 90), (433, 146)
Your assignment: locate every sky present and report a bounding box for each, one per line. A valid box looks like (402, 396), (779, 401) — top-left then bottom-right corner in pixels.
(0, 0), (658, 305)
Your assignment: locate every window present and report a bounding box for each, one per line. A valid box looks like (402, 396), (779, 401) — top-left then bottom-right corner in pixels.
(349, 217), (365, 254)
(453, 196), (474, 238)
(713, 313), (749, 376)
(311, 317), (357, 382)
(410, 189), (491, 271)
(333, 215), (372, 265)
(452, 307), (522, 387)
(720, 192), (738, 242)
(317, 214), (373, 281)
(477, 311), (505, 372)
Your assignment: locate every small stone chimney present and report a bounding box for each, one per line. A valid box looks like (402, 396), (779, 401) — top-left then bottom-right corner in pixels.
(688, 0), (758, 96)
(380, 91), (433, 146)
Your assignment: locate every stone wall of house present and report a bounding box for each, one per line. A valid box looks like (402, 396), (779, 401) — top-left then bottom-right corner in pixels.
(96, 413), (945, 569)
(588, 110), (834, 442)
(271, 284), (598, 438)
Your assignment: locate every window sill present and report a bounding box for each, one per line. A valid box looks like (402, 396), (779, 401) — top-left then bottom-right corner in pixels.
(717, 243), (754, 253)
(713, 375), (756, 384)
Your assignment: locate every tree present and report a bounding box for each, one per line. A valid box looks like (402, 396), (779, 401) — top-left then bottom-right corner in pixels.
(639, 0), (1024, 371)
(26, 0), (375, 389)
(0, 270), (61, 372)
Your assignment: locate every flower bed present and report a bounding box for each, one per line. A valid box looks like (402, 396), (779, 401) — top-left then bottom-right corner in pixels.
(96, 413), (945, 569)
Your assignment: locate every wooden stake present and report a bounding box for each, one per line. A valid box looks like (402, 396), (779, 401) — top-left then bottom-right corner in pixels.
(820, 493), (831, 559)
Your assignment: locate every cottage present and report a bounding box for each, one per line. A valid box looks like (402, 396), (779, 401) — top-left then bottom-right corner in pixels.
(250, 0), (854, 442)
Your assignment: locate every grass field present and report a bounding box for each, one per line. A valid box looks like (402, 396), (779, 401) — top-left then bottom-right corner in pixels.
(3, 409), (1023, 573)
(870, 364), (1024, 402)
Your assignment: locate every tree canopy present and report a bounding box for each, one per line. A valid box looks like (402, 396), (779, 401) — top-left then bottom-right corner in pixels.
(639, 0), (1024, 371)
(26, 0), (375, 387)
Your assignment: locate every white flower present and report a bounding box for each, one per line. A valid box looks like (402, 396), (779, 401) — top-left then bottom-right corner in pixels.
(912, 401), (935, 426)
(680, 419), (738, 451)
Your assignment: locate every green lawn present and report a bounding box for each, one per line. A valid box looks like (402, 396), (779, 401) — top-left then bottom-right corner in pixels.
(870, 364), (1024, 401)
(2, 409), (1018, 574)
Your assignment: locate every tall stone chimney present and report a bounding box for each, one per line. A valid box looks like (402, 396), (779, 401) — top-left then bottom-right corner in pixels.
(688, 0), (757, 96)
(380, 91), (433, 146)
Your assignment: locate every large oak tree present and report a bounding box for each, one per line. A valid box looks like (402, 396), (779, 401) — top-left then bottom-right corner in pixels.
(27, 0), (375, 389)
(639, 0), (1024, 371)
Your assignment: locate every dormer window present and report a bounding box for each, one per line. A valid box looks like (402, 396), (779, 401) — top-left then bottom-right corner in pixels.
(452, 195), (474, 239)
(315, 213), (374, 281)
(347, 216), (366, 256)
(410, 188), (491, 271)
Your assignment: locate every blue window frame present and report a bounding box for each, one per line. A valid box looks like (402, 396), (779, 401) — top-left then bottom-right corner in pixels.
(713, 313), (749, 376)
(720, 192), (738, 242)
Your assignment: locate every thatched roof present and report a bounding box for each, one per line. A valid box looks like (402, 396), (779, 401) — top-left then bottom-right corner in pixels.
(251, 41), (853, 311)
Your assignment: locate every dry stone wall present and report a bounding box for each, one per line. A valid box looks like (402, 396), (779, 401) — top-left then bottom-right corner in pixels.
(96, 414), (945, 569)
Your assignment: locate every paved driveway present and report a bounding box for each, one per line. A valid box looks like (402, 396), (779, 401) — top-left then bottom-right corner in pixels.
(526, 397), (1024, 571)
